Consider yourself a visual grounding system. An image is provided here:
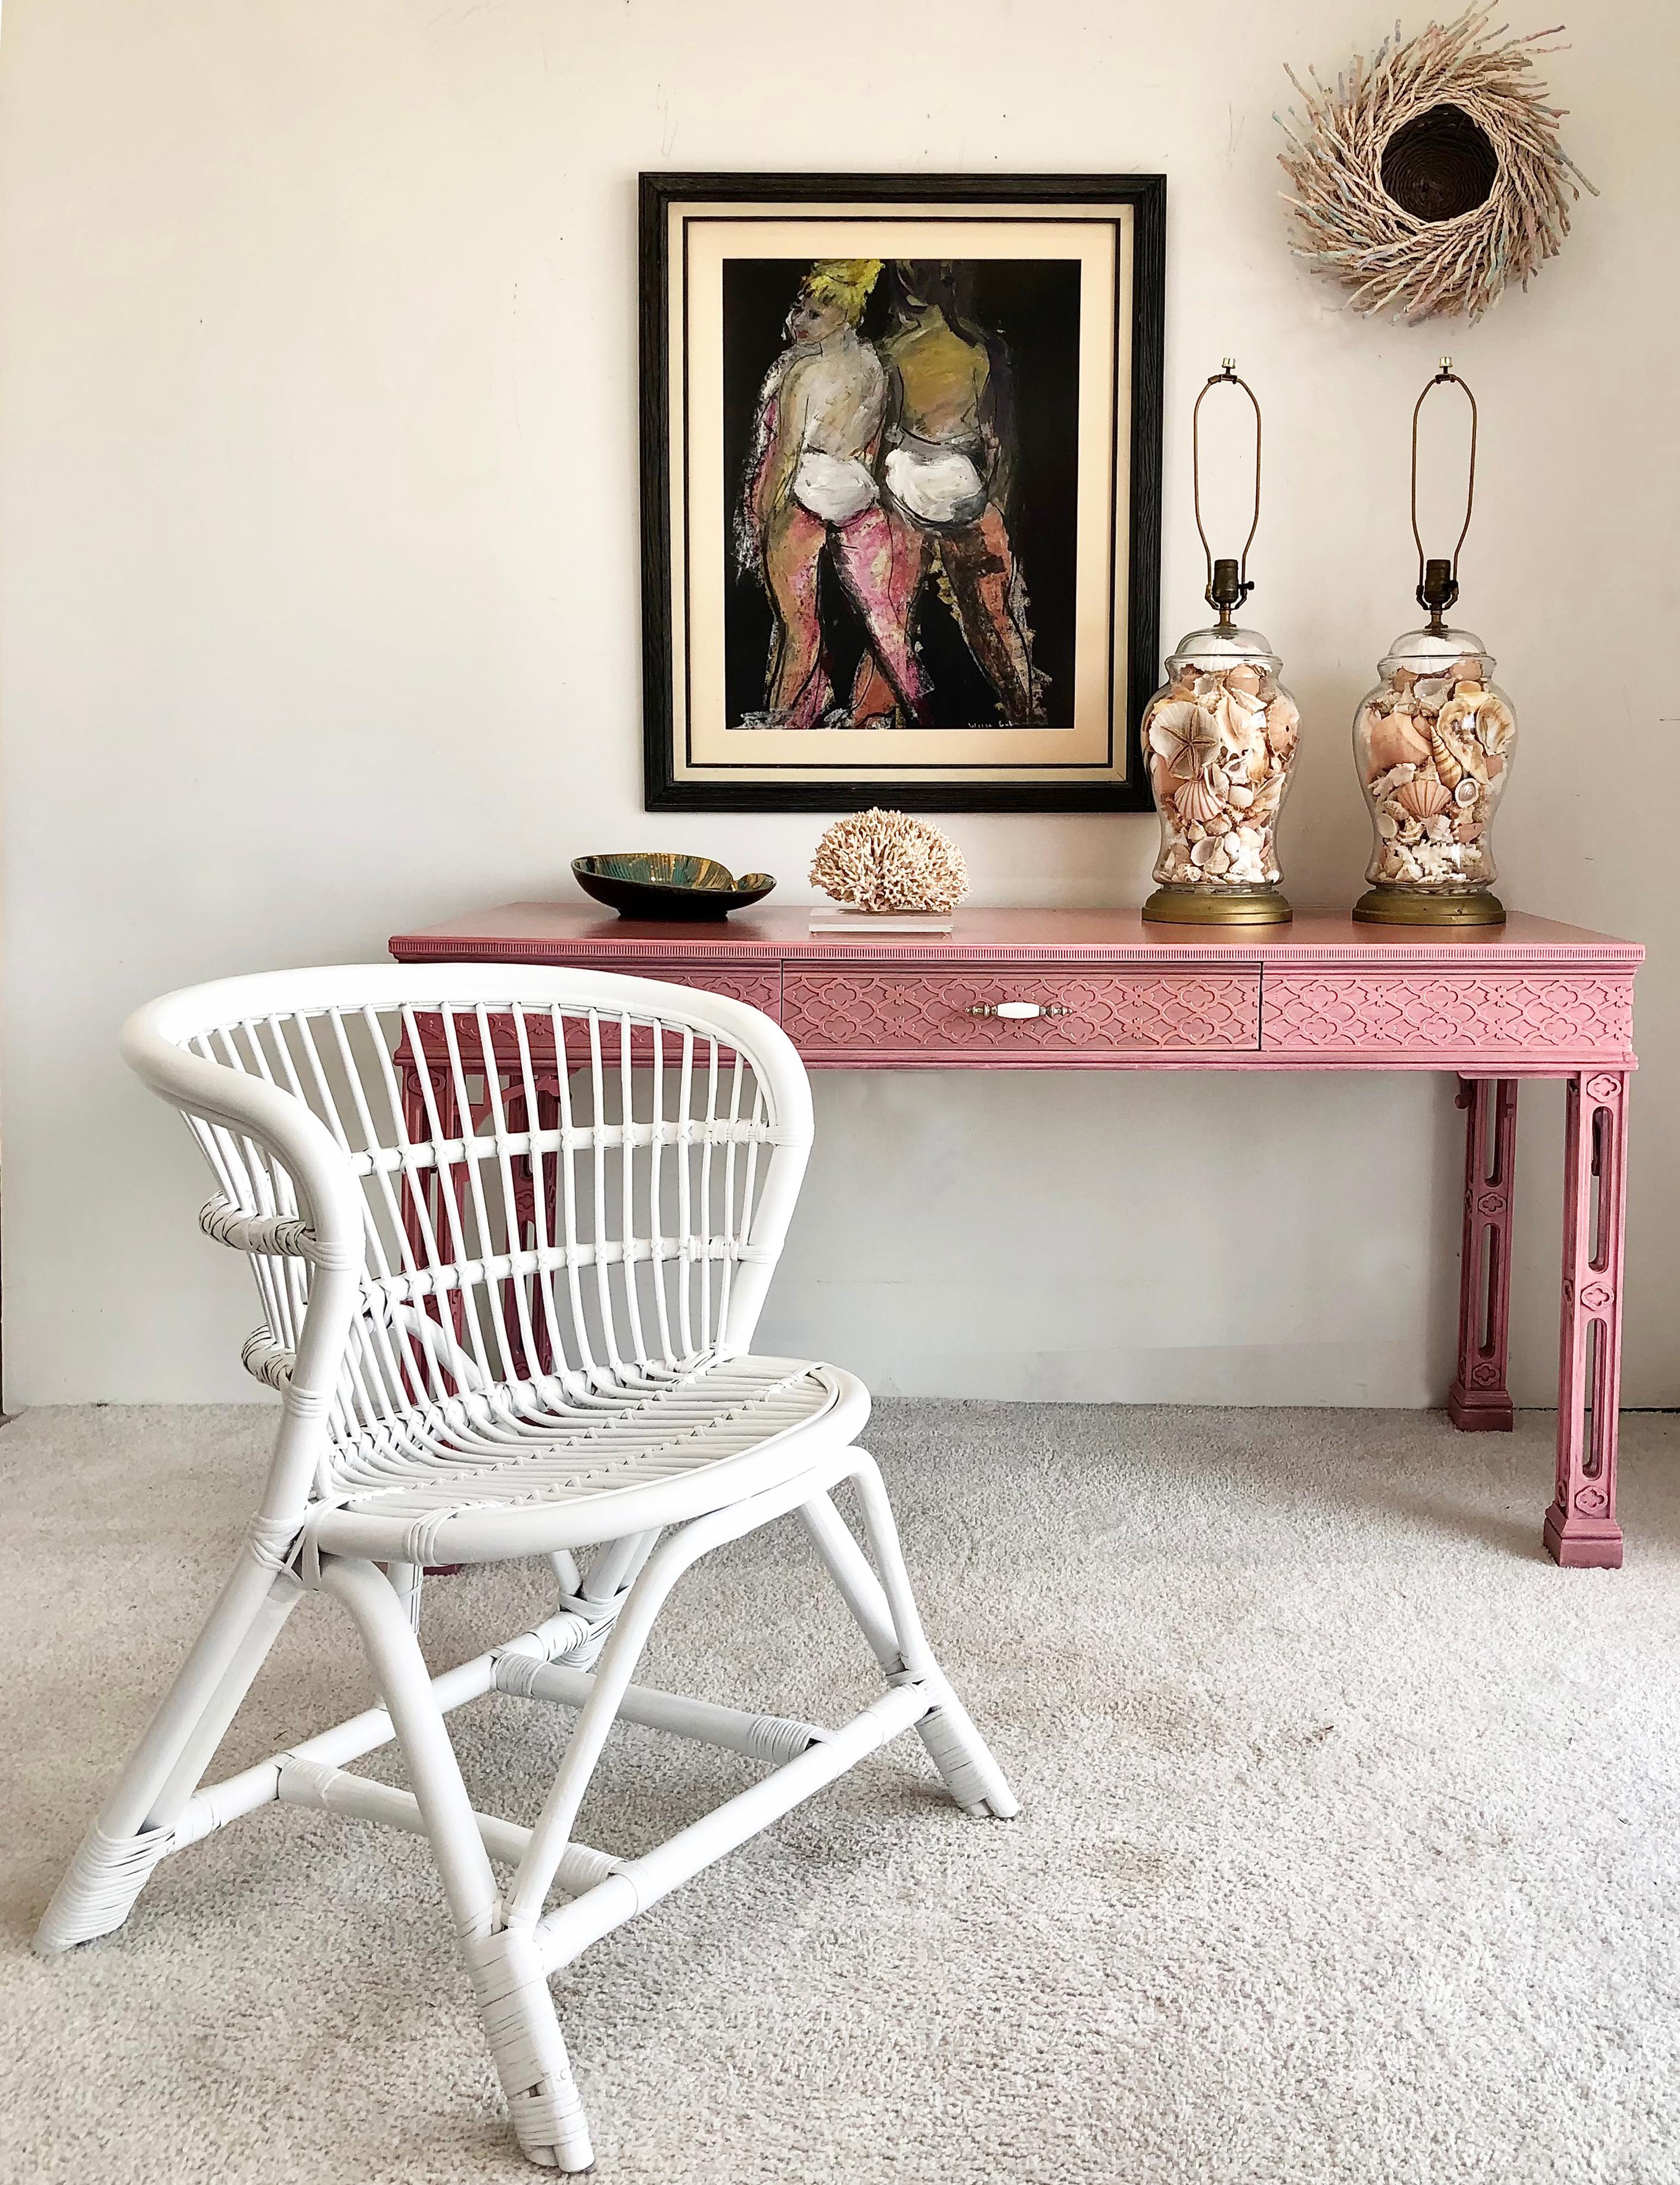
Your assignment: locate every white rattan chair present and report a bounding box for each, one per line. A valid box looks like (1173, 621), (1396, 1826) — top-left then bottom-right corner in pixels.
(35, 964), (1016, 2170)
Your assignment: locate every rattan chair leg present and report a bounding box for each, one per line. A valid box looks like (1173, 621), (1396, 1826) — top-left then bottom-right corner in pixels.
(463, 1924), (595, 2171)
(35, 1550), (301, 1953)
(803, 1467), (1019, 1820)
(321, 1557), (595, 2171)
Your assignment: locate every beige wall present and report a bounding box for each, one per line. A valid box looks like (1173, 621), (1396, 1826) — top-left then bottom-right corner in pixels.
(1, 0), (1673, 1406)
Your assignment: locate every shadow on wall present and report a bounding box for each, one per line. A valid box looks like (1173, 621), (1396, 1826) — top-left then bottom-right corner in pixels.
(760, 1067), (1470, 1406)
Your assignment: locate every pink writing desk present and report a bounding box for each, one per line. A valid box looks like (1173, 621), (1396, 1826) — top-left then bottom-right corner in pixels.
(390, 905), (1642, 1568)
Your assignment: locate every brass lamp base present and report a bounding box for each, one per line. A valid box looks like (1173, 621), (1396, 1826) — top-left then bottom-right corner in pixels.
(1141, 886), (1293, 927)
(1352, 886), (1506, 927)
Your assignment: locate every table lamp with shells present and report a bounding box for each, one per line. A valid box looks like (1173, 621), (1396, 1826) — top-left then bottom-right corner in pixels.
(1353, 360), (1514, 926)
(1141, 361), (1299, 926)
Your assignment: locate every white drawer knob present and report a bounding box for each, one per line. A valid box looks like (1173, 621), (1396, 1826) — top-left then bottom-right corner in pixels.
(967, 1000), (1072, 1020)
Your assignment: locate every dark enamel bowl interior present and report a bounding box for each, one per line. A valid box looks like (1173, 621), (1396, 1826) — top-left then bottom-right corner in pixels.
(571, 854), (776, 921)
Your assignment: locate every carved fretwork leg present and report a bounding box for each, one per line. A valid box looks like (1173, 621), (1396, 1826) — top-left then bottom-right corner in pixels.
(1448, 1077), (1519, 1431)
(1544, 1071), (1630, 1569)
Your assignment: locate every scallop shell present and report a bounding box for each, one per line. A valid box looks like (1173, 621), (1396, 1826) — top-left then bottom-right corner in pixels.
(1224, 663), (1264, 696)
(1173, 771), (1226, 827)
(1395, 775), (1453, 821)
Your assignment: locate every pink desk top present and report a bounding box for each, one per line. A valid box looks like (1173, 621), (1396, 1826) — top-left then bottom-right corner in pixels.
(391, 902), (1642, 970)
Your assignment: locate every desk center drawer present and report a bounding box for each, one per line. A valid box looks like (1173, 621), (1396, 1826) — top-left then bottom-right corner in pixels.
(782, 968), (1259, 1056)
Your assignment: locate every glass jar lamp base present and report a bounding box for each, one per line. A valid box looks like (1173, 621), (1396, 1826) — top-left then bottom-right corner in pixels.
(1142, 886), (1293, 926)
(1352, 886), (1506, 927)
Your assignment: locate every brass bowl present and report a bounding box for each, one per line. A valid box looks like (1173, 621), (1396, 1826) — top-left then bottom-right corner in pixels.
(571, 853), (776, 922)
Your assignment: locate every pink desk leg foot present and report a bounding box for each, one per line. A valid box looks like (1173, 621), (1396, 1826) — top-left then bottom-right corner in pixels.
(1448, 1077), (1518, 1432)
(1544, 1070), (1630, 1568)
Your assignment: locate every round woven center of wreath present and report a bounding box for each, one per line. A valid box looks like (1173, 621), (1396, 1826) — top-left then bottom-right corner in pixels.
(1380, 103), (1500, 222)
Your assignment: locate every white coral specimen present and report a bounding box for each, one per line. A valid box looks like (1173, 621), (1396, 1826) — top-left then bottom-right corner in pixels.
(808, 808), (969, 915)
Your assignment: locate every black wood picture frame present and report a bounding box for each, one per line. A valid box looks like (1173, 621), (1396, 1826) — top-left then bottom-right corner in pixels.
(640, 171), (1165, 813)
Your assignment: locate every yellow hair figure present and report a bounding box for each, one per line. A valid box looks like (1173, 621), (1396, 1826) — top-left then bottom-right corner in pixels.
(802, 257), (883, 326)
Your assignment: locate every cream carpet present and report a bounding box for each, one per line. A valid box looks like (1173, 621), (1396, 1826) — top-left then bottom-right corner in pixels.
(4, 1402), (1679, 2184)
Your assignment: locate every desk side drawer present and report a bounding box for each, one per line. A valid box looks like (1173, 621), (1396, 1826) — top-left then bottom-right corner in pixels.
(1262, 970), (1634, 1059)
(783, 969), (1259, 1059)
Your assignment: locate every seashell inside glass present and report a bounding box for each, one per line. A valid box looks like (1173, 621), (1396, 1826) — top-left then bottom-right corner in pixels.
(1141, 623), (1299, 925)
(1352, 624), (1514, 926)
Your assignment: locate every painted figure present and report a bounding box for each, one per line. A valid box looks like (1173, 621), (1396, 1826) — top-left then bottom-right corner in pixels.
(738, 260), (928, 730)
(850, 260), (1045, 727)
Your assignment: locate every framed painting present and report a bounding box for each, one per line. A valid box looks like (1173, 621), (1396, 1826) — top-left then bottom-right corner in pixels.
(640, 172), (1165, 812)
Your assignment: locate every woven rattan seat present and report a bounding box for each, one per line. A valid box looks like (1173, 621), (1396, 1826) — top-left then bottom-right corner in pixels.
(308, 1353), (865, 1563)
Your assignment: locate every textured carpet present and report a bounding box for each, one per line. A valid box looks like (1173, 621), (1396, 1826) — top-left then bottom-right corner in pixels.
(4, 1402), (1680, 2184)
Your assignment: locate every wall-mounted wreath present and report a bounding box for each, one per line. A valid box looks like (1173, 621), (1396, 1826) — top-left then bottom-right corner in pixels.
(1277, 10), (1595, 323)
